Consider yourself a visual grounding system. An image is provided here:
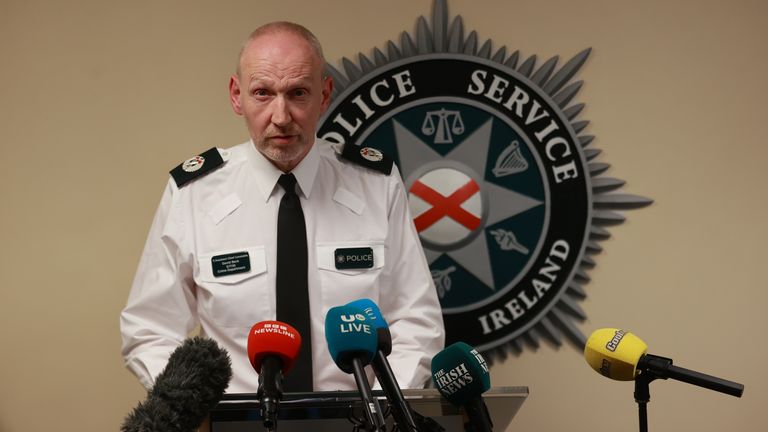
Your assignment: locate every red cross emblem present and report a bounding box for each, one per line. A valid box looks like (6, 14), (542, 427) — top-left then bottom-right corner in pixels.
(410, 177), (481, 233)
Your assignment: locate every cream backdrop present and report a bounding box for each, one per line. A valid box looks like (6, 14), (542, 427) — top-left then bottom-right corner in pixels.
(1, 0), (766, 431)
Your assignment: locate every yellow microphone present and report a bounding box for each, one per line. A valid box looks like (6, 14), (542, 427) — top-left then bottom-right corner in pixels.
(584, 328), (648, 381)
(584, 328), (744, 397)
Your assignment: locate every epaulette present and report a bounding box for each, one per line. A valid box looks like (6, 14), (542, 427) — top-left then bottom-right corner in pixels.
(339, 143), (393, 175)
(169, 147), (226, 187)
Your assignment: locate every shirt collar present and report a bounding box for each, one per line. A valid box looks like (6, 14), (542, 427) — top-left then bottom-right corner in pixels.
(246, 139), (320, 202)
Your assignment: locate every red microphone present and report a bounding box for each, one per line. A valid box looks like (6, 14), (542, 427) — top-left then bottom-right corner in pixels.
(247, 321), (301, 430)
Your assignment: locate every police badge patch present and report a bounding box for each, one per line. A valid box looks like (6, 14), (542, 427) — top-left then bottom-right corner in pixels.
(182, 155), (205, 172)
(319, 0), (651, 359)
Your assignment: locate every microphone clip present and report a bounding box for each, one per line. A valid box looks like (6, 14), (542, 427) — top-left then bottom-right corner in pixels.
(634, 354), (673, 403)
(637, 354), (673, 380)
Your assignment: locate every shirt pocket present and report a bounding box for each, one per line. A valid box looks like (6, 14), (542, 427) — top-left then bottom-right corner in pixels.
(316, 240), (385, 309)
(195, 246), (270, 327)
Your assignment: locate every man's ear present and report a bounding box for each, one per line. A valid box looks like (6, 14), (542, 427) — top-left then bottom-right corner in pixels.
(229, 75), (244, 115)
(320, 75), (334, 112)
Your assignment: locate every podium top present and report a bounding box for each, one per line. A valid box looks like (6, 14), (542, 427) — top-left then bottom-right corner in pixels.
(209, 387), (528, 431)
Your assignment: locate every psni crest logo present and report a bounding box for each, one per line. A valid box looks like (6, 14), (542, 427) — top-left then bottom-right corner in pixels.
(318, 0), (650, 358)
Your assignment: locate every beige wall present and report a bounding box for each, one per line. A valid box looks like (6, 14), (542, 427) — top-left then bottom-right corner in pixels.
(1, 0), (766, 430)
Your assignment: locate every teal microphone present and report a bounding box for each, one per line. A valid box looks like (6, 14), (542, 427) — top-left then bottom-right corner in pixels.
(347, 298), (391, 355)
(431, 342), (493, 432)
(325, 305), (385, 431)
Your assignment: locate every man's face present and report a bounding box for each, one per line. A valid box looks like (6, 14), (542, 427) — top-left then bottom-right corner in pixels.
(229, 31), (332, 172)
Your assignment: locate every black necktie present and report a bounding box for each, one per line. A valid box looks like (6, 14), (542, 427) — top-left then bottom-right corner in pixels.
(275, 173), (313, 392)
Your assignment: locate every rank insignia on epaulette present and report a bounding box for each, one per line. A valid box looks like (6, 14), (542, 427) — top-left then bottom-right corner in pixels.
(170, 147), (225, 187)
(340, 144), (393, 175)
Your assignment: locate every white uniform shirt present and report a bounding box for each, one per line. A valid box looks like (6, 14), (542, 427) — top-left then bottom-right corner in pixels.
(120, 138), (445, 393)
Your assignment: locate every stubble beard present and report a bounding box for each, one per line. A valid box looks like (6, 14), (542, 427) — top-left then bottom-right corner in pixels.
(255, 131), (310, 167)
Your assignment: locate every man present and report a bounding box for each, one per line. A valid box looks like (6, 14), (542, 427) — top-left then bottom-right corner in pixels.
(120, 22), (445, 393)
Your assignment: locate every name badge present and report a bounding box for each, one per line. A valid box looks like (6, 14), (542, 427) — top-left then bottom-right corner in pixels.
(212, 252), (251, 277)
(335, 247), (374, 270)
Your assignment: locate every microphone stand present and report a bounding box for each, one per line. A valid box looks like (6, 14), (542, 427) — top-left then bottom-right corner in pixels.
(257, 356), (284, 431)
(633, 370), (656, 432)
(372, 351), (419, 432)
(463, 397), (493, 432)
(633, 354), (744, 432)
(351, 358), (387, 432)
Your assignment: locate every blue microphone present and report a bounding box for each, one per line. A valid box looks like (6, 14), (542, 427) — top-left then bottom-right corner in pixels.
(325, 305), (385, 431)
(347, 299), (419, 432)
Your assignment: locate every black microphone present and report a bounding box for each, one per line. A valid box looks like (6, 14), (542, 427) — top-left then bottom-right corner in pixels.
(348, 299), (420, 432)
(121, 336), (232, 432)
(325, 305), (386, 432)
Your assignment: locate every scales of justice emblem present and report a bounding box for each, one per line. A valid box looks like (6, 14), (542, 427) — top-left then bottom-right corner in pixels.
(318, 0), (651, 358)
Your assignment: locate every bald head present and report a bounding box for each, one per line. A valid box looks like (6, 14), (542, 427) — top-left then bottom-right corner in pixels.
(236, 21), (326, 77)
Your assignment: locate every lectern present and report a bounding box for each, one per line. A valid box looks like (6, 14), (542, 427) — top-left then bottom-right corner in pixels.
(201, 387), (528, 432)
